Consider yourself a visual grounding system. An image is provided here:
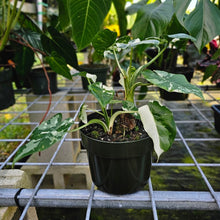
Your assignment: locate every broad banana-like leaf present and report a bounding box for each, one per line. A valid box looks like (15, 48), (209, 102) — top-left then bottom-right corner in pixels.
(88, 82), (115, 109)
(57, 0), (70, 30)
(184, 0), (220, 53)
(92, 29), (117, 56)
(132, 0), (174, 39)
(13, 114), (74, 166)
(126, 0), (148, 15)
(142, 69), (204, 99)
(138, 101), (176, 159)
(68, 0), (112, 51)
(112, 0), (127, 36)
(173, 0), (192, 26)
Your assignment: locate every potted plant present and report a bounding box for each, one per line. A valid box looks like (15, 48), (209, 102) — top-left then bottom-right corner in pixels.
(211, 104), (220, 133)
(10, 14), (77, 94)
(12, 28), (203, 195)
(0, 0), (26, 109)
(127, 0), (220, 100)
(0, 45), (16, 110)
(56, 0), (127, 89)
(200, 42), (220, 88)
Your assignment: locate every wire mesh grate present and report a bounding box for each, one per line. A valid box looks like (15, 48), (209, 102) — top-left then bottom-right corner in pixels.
(0, 75), (220, 219)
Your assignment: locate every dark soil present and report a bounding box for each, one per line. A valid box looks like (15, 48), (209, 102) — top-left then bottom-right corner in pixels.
(81, 113), (148, 142)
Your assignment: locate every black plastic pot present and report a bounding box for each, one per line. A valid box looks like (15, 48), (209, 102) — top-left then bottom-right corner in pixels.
(159, 67), (194, 100)
(211, 105), (220, 133)
(0, 68), (15, 110)
(80, 112), (153, 195)
(146, 48), (178, 71)
(29, 67), (58, 95)
(78, 64), (109, 90)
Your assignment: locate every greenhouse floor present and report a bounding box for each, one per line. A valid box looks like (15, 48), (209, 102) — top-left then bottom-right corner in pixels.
(0, 72), (220, 220)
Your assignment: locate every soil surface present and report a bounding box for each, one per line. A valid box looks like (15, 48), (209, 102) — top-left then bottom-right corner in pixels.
(81, 113), (148, 142)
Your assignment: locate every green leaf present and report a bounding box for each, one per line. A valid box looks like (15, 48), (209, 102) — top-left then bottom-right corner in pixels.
(126, 0), (148, 15)
(57, 0), (70, 30)
(92, 29), (117, 56)
(132, 0), (174, 39)
(184, 0), (220, 53)
(47, 26), (78, 69)
(142, 69), (204, 99)
(122, 100), (139, 119)
(88, 82), (115, 109)
(138, 101), (176, 159)
(173, 0), (192, 26)
(112, 0), (127, 36)
(138, 85), (148, 100)
(45, 52), (72, 80)
(166, 14), (189, 38)
(116, 38), (160, 50)
(67, 0), (112, 51)
(13, 114), (74, 166)
(18, 12), (43, 34)
(116, 35), (131, 43)
(202, 64), (218, 82)
(168, 33), (196, 42)
(17, 29), (44, 52)
(212, 48), (220, 60)
(122, 100), (138, 111)
(14, 44), (35, 86)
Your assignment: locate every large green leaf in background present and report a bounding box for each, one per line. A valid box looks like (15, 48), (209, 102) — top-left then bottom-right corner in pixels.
(142, 69), (204, 99)
(138, 101), (176, 159)
(57, 0), (70, 30)
(184, 0), (220, 53)
(126, 0), (148, 15)
(18, 12), (43, 34)
(112, 0), (127, 36)
(13, 114), (74, 166)
(92, 29), (117, 56)
(17, 29), (44, 52)
(131, 0), (174, 39)
(14, 44), (35, 86)
(46, 26), (78, 69)
(173, 0), (192, 26)
(67, 0), (112, 51)
(45, 52), (72, 80)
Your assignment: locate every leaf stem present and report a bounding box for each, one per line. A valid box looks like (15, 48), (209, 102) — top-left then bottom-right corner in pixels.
(69, 119), (109, 133)
(108, 110), (137, 135)
(113, 47), (125, 77)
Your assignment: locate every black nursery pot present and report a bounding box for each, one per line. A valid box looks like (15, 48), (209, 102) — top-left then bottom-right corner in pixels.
(29, 67), (58, 95)
(211, 105), (220, 133)
(80, 112), (153, 195)
(78, 64), (109, 90)
(159, 66), (194, 101)
(146, 48), (178, 71)
(0, 68), (15, 110)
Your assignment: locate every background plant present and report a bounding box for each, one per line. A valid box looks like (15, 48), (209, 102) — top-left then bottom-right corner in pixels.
(0, 0), (25, 52)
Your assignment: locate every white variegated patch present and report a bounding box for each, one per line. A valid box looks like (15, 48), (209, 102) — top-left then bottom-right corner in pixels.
(138, 104), (164, 159)
(103, 85), (114, 91)
(86, 73), (97, 83)
(79, 104), (88, 124)
(119, 73), (125, 88)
